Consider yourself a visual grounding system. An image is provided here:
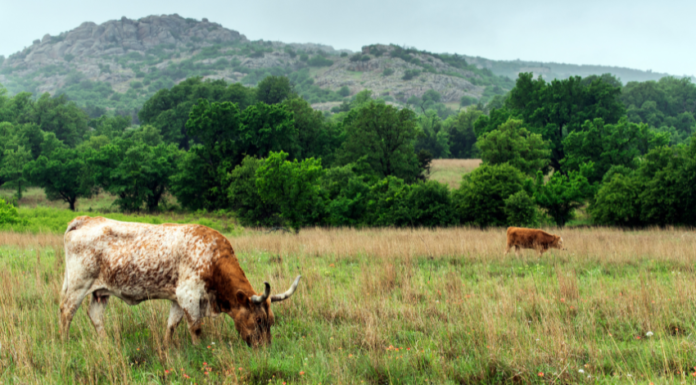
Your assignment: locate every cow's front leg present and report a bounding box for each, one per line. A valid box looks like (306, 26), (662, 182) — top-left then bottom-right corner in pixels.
(59, 275), (95, 341)
(87, 293), (109, 337)
(177, 286), (204, 345)
(164, 302), (185, 346)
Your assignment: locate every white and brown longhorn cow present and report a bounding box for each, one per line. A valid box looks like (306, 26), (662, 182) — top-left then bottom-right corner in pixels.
(59, 216), (301, 347)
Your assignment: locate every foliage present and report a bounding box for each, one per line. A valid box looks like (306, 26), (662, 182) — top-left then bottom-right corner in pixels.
(477, 118), (550, 175)
(138, 77), (255, 148)
(228, 156), (281, 227)
(483, 73), (626, 171)
(453, 163), (526, 227)
(534, 164), (594, 227)
(256, 151), (324, 232)
(0, 198), (21, 225)
(561, 118), (668, 184)
(415, 111), (450, 159)
(444, 107), (482, 158)
(590, 173), (642, 227)
(256, 75), (293, 104)
(1, 145), (31, 200)
(337, 101), (420, 181)
(25, 147), (93, 211)
(504, 190), (538, 227)
(90, 136), (182, 212)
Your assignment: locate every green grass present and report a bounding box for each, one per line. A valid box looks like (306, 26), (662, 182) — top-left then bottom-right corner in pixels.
(0, 188), (241, 235)
(3, 227), (696, 383)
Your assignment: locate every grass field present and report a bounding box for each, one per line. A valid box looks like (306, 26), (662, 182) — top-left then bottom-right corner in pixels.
(3, 226), (696, 383)
(429, 159), (481, 189)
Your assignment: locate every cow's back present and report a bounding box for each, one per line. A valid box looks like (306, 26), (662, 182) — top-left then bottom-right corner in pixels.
(63, 217), (224, 298)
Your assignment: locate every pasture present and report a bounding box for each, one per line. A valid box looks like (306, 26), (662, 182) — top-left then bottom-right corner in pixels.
(428, 159), (481, 189)
(2, 226), (696, 383)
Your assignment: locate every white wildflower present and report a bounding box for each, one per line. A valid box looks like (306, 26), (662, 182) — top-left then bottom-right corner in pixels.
(578, 369), (584, 373)
(646, 331), (654, 337)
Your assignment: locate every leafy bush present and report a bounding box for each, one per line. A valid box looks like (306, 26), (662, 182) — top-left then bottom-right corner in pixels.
(453, 163), (526, 227)
(0, 198), (22, 225)
(228, 156), (281, 227)
(393, 180), (456, 227)
(402, 69), (421, 81)
(504, 190), (538, 227)
(307, 56), (333, 67)
(382, 68), (395, 77)
(338, 86), (350, 97)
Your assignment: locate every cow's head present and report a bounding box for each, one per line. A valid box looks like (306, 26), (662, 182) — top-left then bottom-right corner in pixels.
(553, 236), (565, 250)
(230, 275), (301, 347)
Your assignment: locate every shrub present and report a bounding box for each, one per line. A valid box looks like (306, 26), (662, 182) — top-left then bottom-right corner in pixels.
(402, 69), (421, 80)
(394, 180), (456, 227)
(228, 156), (282, 227)
(453, 163), (526, 227)
(338, 86), (350, 97)
(308, 56), (333, 67)
(460, 95), (477, 107)
(382, 68), (395, 77)
(0, 198), (21, 225)
(504, 190), (538, 227)
(299, 53), (309, 62)
(590, 173), (642, 227)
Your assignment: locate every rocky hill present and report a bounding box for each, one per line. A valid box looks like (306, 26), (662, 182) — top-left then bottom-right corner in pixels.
(0, 14), (689, 115)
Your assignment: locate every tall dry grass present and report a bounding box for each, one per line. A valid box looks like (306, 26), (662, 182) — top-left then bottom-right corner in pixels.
(429, 159), (481, 189)
(2, 226), (696, 383)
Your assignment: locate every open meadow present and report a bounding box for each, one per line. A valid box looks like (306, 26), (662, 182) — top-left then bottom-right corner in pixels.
(3, 226), (696, 383)
(428, 159), (482, 189)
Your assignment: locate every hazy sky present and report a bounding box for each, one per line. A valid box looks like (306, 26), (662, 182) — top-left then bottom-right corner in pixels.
(1, 0), (694, 77)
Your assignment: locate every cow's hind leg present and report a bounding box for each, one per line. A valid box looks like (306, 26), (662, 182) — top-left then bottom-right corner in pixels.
(60, 276), (95, 340)
(164, 302), (185, 346)
(87, 293), (109, 337)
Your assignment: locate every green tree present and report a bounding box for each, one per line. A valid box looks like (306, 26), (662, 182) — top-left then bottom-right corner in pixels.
(0, 146), (32, 201)
(504, 190), (538, 227)
(256, 76), (293, 105)
(282, 97), (342, 162)
(31, 93), (89, 147)
(25, 147), (94, 211)
(480, 73), (626, 171)
(256, 151), (324, 232)
(476, 118), (550, 175)
(337, 101), (420, 181)
(444, 107), (483, 158)
(562, 118), (668, 184)
(228, 156), (282, 227)
(91, 137), (181, 212)
(415, 110), (450, 159)
(453, 163), (526, 227)
(138, 77), (255, 148)
(534, 164), (594, 227)
(589, 173), (642, 226)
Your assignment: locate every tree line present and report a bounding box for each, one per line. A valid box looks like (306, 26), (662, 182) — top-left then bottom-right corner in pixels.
(1, 73), (695, 230)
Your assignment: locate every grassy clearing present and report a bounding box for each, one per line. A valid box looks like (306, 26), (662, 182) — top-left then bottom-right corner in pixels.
(0, 188), (239, 235)
(429, 159), (482, 189)
(2, 227), (696, 383)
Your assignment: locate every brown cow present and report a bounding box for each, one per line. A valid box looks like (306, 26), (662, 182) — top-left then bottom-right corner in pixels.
(505, 227), (564, 256)
(60, 216), (301, 347)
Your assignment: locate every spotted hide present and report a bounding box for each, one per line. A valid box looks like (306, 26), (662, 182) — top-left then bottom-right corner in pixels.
(505, 227), (565, 256)
(60, 216), (301, 347)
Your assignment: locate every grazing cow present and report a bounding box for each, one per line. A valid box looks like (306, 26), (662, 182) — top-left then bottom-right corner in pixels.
(59, 216), (301, 347)
(505, 227), (564, 256)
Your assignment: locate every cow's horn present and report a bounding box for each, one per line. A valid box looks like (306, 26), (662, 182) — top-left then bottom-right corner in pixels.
(251, 282), (271, 304)
(271, 275), (302, 302)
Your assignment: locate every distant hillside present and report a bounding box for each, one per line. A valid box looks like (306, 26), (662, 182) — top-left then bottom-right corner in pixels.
(0, 14), (691, 116)
(461, 56), (696, 84)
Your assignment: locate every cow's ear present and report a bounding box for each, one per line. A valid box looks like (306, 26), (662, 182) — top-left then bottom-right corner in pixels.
(236, 290), (250, 307)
